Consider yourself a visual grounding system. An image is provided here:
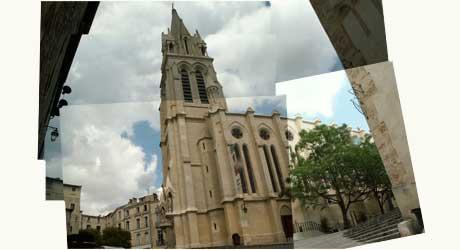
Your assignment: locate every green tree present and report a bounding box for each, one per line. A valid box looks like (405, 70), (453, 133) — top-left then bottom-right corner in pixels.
(353, 135), (393, 214)
(102, 227), (131, 248)
(78, 228), (103, 247)
(290, 124), (373, 229)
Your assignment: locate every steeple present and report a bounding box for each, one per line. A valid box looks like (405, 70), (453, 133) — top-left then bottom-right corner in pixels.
(159, 7), (227, 118)
(170, 7), (191, 40)
(162, 7), (207, 57)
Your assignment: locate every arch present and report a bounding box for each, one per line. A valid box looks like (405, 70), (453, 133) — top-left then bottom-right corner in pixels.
(280, 205), (293, 240)
(232, 233), (241, 246)
(192, 62), (209, 74)
(280, 205), (292, 216)
(176, 61), (193, 72)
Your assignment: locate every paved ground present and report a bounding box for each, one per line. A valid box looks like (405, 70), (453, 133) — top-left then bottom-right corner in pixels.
(294, 231), (362, 249)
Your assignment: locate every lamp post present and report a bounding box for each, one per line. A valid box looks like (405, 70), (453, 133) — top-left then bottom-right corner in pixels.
(47, 126), (59, 141)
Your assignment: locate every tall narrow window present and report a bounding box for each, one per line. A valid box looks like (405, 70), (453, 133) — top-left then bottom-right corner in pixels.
(242, 144), (256, 193)
(184, 38), (189, 54)
(195, 70), (209, 103)
(270, 145), (284, 193)
(145, 216), (149, 228)
(233, 144), (248, 193)
(263, 145), (278, 193)
(180, 69), (193, 102)
(136, 218), (140, 229)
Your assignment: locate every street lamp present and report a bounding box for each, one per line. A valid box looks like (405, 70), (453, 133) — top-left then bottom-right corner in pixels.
(47, 126), (59, 142)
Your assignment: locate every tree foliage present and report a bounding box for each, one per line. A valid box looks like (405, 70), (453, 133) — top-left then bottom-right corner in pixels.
(102, 227), (131, 248)
(289, 124), (392, 229)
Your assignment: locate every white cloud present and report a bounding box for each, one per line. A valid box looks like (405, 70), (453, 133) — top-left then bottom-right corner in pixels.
(66, 0), (340, 104)
(276, 70), (347, 118)
(60, 102), (160, 215)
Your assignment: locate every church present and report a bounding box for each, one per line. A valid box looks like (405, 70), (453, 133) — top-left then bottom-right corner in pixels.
(155, 8), (295, 248)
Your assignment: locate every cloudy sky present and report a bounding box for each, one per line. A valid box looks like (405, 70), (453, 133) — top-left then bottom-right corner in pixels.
(44, 0), (368, 215)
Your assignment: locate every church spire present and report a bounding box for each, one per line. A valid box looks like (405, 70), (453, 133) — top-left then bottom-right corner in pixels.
(170, 7), (191, 40)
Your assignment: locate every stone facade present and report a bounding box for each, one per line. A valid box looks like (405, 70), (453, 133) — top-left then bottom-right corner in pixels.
(55, 176), (162, 248)
(39, 1), (98, 159)
(78, 194), (162, 248)
(345, 61), (420, 222)
(310, 0), (387, 69)
(157, 8), (294, 248)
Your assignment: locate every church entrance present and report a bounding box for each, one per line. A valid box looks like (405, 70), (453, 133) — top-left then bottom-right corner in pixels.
(280, 206), (293, 241)
(232, 233), (241, 246)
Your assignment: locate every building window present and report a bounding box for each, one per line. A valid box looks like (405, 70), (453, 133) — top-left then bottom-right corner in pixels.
(180, 69), (193, 102)
(118, 223), (121, 229)
(195, 70), (209, 104)
(259, 128), (270, 140)
(126, 221), (130, 230)
(231, 127), (243, 139)
(213, 223), (217, 230)
(285, 130), (294, 141)
(270, 145), (284, 193)
(144, 204), (147, 211)
(72, 187), (76, 192)
(87, 225), (91, 229)
(137, 207), (140, 213)
(136, 233), (141, 246)
(136, 218), (140, 229)
(205, 165), (209, 173)
(242, 144), (256, 193)
(96, 226), (101, 232)
(209, 190), (213, 198)
(70, 226), (72, 233)
(184, 38), (189, 54)
(233, 144), (247, 193)
(145, 216), (149, 228)
(263, 145), (278, 192)
(125, 210), (129, 217)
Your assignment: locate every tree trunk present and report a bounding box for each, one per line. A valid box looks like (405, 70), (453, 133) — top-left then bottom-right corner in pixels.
(375, 191), (385, 215)
(337, 200), (351, 229)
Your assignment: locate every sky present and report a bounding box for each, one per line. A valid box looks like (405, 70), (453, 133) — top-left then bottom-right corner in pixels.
(44, 0), (368, 215)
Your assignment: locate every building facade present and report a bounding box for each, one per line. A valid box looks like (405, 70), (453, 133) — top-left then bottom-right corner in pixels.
(156, 8), (294, 248)
(55, 176), (162, 248)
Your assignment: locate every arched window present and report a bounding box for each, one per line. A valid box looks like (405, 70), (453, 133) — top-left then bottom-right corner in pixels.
(271, 145), (284, 193)
(233, 144), (248, 194)
(195, 70), (209, 103)
(285, 130), (294, 141)
(242, 144), (256, 193)
(180, 69), (193, 102)
(184, 38), (189, 54)
(263, 145), (278, 193)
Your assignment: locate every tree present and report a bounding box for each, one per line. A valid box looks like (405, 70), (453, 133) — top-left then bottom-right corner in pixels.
(68, 228), (103, 248)
(102, 227), (131, 248)
(290, 124), (373, 229)
(354, 135), (393, 214)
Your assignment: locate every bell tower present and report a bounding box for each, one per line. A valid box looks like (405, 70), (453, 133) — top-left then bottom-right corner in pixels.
(159, 8), (227, 126)
(158, 7), (228, 248)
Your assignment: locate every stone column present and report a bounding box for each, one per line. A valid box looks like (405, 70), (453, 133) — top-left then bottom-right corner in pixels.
(346, 61), (421, 232)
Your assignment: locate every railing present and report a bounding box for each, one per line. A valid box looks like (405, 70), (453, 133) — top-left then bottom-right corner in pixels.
(294, 221), (323, 233)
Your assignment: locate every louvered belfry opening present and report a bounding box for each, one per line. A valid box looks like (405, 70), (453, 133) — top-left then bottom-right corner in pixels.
(181, 69), (193, 102)
(195, 70), (209, 104)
